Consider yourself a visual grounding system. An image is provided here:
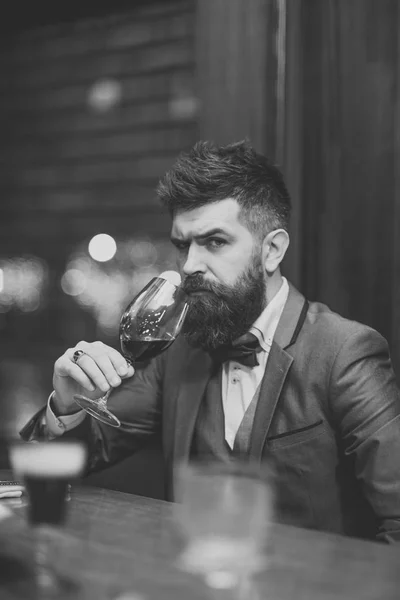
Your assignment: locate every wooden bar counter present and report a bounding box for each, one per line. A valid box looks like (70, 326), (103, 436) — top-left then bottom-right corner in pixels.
(0, 474), (400, 599)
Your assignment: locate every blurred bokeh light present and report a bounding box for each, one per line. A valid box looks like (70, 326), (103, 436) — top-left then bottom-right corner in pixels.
(87, 78), (122, 112)
(88, 233), (118, 262)
(0, 257), (48, 313)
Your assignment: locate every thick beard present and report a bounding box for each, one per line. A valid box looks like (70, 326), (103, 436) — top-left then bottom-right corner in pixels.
(182, 255), (266, 351)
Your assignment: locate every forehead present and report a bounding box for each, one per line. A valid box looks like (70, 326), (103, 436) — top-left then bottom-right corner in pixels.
(171, 198), (245, 237)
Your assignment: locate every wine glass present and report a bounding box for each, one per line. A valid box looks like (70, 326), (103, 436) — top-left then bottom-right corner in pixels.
(9, 440), (87, 597)
(173, 460), (273, 599)
(73, 271), (189, 428)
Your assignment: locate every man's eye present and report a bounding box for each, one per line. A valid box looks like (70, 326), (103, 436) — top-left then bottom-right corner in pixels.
(207, 238), (226, 249)
(175, 242), (189, 252)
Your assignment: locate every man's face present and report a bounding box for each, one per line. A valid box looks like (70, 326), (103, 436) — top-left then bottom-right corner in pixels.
(171, 199), (266, 350)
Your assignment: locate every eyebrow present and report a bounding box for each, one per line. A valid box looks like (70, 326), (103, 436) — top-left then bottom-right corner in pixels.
(170, 228), (231, 244)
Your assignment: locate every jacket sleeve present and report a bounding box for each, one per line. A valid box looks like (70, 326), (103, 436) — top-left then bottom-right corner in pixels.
(19, 354), (165, 475)
(329, 326), (400, 540)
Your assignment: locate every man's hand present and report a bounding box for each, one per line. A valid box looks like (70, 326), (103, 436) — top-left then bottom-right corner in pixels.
(52, 341), (135, 415)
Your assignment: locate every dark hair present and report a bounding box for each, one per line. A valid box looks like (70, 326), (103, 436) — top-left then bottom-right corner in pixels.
(156, 140), (291, 237)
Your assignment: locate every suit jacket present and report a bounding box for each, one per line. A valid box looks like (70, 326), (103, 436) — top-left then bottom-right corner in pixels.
(21, 283), (400, 540)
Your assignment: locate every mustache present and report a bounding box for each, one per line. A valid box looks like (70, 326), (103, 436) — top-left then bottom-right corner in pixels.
(182, 274), (228, 297)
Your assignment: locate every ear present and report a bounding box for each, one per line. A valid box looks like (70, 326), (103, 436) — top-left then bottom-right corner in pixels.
(261, 229), (290, 274)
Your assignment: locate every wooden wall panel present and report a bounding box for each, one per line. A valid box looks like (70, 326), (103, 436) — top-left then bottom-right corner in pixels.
(0, 14), (196, 233)
(0, 0), (197, 231)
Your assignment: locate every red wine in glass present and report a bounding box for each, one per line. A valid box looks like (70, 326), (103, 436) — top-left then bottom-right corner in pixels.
(73, 272), (188, 427)
(120, 335), (175, 363)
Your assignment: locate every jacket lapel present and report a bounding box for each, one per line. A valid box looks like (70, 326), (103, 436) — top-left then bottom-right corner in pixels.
(248, 340), (293, 458)
(249, 283), (309, 459)
(172, 347), (214, 464)
(274, 283), (308, 349)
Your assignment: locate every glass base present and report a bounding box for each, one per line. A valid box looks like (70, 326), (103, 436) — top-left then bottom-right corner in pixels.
(73, 395), (121, 427)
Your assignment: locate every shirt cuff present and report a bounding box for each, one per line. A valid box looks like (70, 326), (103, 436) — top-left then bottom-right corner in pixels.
(45, 391), (86, 437)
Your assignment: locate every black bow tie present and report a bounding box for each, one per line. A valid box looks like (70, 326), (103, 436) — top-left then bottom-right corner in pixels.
(211, 332), (262, 368)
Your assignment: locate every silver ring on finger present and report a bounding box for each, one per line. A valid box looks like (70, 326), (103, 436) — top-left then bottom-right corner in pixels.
(72, 349), (88, 364)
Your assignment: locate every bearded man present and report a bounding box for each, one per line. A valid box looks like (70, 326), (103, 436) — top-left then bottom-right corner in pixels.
(21, 141), (400, 541)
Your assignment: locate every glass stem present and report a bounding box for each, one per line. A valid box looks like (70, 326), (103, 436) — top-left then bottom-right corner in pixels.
(97, 389), (111, 409)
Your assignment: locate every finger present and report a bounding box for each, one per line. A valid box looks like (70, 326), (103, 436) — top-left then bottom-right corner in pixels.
(106, 348), (135, 379)
(87, 353), (123, 389)
(54, 357), (97, 393)
(76, 342), (134, 381)
(72, 353), (116, 393)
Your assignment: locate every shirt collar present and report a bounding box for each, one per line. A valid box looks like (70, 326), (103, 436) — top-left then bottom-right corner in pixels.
(249, 277), (289, 351)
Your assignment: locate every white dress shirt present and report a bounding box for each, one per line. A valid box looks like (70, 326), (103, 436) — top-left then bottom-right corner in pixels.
(46, 277), (289, 447)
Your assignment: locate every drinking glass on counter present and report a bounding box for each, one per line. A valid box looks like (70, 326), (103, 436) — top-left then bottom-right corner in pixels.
(173, 461), (273, 599)
(73, 270), (189, 428)
(9, 440), (87, 596)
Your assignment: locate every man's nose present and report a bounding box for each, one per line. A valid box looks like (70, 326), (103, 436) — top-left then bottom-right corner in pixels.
(182, 245), (206, 276)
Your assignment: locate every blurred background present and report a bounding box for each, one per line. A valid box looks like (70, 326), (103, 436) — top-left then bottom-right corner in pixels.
(1, 0), (399, 495)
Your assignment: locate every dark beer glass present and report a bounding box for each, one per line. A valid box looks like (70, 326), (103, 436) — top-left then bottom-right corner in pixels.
(9, 440), (87, 595)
